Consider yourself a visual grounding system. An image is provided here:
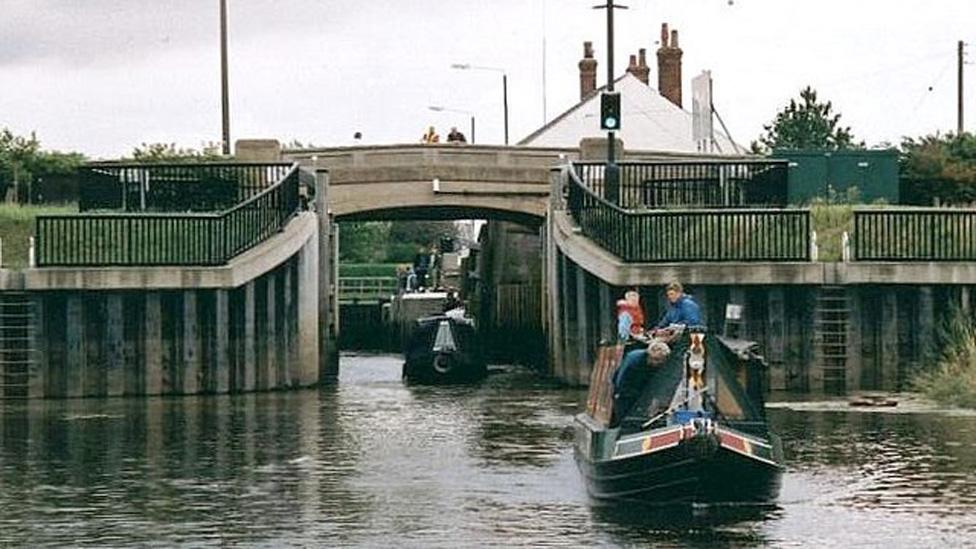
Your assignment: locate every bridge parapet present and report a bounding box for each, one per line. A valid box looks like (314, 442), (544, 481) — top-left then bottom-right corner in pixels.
(562, 162), (811, 264)
(35, 162), (303, 267)
(286, 143), (579, 169)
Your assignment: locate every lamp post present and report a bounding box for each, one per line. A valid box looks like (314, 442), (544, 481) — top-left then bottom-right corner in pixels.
(450, 64), (508, 145)
(219, 0), (230, 155)
(428, 106), (476, 143)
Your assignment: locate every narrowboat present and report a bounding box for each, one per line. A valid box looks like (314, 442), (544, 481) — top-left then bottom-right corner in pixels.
(575, 329), (784, 505)
(402, 309), (487, 384)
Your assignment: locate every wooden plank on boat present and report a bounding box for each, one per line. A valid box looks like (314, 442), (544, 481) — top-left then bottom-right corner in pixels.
(586, 344), (623, 426)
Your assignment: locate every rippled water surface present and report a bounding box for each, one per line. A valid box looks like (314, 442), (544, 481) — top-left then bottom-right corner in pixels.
(2, 353), (976, 547)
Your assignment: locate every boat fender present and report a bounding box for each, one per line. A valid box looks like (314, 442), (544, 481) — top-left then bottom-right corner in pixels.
(433, 353), (453, 374)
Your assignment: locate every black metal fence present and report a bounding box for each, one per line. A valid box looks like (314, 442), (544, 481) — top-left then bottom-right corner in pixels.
(79, 163), (293, 212)
(567, 167), (810, 262)
(36, 164), (302, 266)
(854, 209), (976, 261)
(572, 160), (789, 208)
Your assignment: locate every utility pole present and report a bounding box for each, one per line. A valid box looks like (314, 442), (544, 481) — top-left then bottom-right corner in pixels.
(959, 40), (966, 135)
(503, 73), (509, 145)
(594, 0), (627, 200)
(220, 0), (231, 155)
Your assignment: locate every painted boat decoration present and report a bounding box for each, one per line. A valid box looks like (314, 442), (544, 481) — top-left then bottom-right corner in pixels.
(575, 329), (784, 505)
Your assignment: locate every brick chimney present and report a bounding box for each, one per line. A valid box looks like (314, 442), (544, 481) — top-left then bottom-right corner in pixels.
(634, 48), (650, 84)
(579, 41), (598, 100)
(626, 53), (638, 79)
(656, 23), (683, 108)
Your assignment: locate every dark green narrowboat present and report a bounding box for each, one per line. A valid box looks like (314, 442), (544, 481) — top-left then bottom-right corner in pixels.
(575, 330), (784, 505)
(402, 311), (486, 384)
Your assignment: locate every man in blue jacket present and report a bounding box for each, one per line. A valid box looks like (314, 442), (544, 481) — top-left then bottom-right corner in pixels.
(651, 281), (703, 334)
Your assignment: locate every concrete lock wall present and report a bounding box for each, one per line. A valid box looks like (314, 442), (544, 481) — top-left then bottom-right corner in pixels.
(22, 255), (319, 398)
(546, 248), (963, 393)
(0, 211), (324, 399)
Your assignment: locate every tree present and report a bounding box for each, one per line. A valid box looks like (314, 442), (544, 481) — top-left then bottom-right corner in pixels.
(900, 132), (976, 205)
(386, 221), (460, 262)
(129, 142), (224, 163)
(0, 128), (86, 201)
(338, 220), (462, 264)
(338, 221), (392, 263)
(753, 86), (863, 152)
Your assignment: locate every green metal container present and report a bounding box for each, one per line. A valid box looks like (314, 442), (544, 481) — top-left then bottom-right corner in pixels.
(773, 149), (899, 204)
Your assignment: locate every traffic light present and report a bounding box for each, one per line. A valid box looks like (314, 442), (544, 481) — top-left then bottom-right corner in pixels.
(600, 92), (621, 130)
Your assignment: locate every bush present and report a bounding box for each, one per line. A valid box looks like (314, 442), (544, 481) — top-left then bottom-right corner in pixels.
(900, 132), (976, 205)
(913, 307), (976, 408)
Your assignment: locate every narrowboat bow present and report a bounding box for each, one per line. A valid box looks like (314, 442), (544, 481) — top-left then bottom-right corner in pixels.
(575, 330), (784, 505)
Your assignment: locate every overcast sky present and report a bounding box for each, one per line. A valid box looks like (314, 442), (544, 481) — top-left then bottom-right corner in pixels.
(1, 0), (974, 158)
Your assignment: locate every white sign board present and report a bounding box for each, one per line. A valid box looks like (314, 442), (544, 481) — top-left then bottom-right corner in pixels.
(725, 304), (743, 321)
(692, 71), (713, 152)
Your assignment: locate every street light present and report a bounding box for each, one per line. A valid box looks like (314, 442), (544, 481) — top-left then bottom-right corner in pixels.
(428, 106), (476, 143)
(219, 0), (230, 155)
(450, 63), (508, 145)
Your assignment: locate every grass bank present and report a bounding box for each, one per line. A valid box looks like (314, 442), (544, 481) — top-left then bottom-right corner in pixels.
(0, 204), (76, 269)
(913, 309), (976, 408)
(338, 263), (402, 278)
(810, 203), (853, 262)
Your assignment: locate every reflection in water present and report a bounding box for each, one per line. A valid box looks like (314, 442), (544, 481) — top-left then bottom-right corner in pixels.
(0, 353), (975, 546)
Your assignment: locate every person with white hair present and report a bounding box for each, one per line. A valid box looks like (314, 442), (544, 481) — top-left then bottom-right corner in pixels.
(610, 339), (671, 427)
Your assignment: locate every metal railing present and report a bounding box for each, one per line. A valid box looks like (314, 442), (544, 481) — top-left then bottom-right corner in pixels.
(79, 162), (293, 212)
(338, 276), (399, 303)
(567, 166), (810, 262)
(853, 208), (976, 261)
(572, 160), (788, 208)
(36, 164), (302, 267)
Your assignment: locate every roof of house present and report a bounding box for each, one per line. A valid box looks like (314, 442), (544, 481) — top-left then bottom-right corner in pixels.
(518, 73), (741, 154)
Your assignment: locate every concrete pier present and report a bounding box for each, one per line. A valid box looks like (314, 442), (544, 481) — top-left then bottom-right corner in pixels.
(22, 262), (316, 397)
(0, 213), (323, 399)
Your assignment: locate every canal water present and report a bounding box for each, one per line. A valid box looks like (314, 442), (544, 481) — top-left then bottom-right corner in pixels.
(1, 353), (975, 547)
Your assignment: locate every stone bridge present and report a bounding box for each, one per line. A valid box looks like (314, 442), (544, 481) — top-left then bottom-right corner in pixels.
(283, 143), (717, 224)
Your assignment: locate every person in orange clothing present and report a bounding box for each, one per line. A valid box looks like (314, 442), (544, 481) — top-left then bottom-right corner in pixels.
(421, 126), (440, 143)
(616, 289), (645, 342)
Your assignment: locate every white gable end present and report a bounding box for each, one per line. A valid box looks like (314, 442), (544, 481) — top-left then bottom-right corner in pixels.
(521, 74), (739, 154)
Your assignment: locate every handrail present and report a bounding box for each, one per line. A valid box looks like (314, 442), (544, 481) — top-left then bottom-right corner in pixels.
(338, 276), (399, 302)
(853, 208), (976, 261)
(569, 167), (792, 216)
(571, 160), (789, 208)
(567, 165), (631, 214)
(85, 161), (292, 168)
(224, 163), (299, 214)
(566, 163), (810, 263)
(35, 163), (303, 267)
(78, 162), (293, 212)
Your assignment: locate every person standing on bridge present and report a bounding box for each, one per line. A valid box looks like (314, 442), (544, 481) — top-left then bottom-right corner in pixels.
(446, 127), (467, 144)
(651, 281), (703, 336)
(421, 126), (440, 143)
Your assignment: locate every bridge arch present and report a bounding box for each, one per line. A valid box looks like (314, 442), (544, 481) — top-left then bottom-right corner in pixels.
(334, 201), (544, 226)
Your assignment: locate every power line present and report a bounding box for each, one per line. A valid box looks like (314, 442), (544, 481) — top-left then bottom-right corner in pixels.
(817, 50), (949, 88)
(908, 58), (954, 119)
